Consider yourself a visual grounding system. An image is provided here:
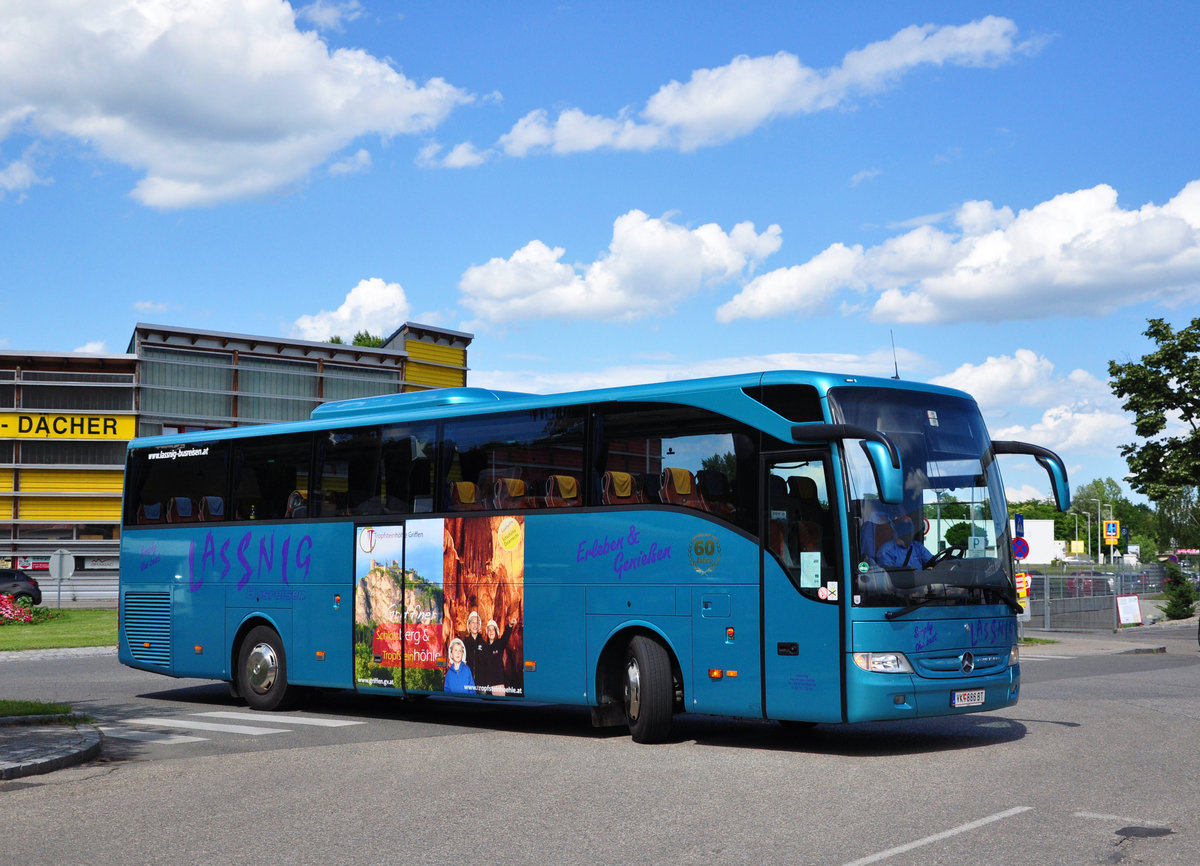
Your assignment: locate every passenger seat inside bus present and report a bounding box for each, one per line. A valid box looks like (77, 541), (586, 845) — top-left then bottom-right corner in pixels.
(447, 480), (484, 510)
(601, 471), (642, 505)
(136, 501), (164, 524)
(661, 467), (706, 510)
(491, 476), (529, 509)
(544, 474), (581, 508)
(197, 496), (225, 521)
(166, 496), (196, 523)
(695, 469), (735, 517)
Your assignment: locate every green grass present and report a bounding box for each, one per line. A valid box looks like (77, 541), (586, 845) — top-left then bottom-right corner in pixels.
(0, 610), (117, 652)
(0, 699), (74, 718)
(1019, 636), (1058, 646)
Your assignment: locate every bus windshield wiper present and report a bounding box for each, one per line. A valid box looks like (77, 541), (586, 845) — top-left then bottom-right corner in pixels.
(885, 597), (941, 620)
(937, 583), (1024, 615)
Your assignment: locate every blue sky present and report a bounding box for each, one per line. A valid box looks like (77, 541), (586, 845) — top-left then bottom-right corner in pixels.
(2, 1), (1198, 503)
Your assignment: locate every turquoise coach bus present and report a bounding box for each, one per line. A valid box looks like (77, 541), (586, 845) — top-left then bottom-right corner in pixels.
(118, 371), (1068, 742)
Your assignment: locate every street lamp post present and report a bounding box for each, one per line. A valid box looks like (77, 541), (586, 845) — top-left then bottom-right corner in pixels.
(1091, 498), (1103, 565)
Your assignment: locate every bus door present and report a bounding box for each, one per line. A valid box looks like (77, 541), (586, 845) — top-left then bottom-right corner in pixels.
(761, 452), (844, 723)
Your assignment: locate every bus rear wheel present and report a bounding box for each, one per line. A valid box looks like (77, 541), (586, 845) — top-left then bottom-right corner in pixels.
(623, 635), (673, 743)
(238, 625), (293, 711)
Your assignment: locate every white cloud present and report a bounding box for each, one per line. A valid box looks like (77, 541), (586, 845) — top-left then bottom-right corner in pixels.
(0, 0), (471, 208)
(296, 0), (363, 32)
(930, 349), (1131, 460)
(133, 300), (168, 313)
(328, 148), (371, 176)
(74, 341), (108, 353)
(290, 278), (412, 342)
(850, 168), (882, 187)
(417, 140), (491, 169)
(0, 143), (49, 197)
(469, 348), (920, 395)
(459, 210), (782, 325)
(497, 17), (1029, 157)
(718, 180), (1200, 323)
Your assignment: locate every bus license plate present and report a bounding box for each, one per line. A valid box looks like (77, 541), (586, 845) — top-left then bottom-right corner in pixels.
(952, 689), (985, 708)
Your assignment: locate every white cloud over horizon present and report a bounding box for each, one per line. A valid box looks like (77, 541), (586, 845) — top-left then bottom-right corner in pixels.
(290, 277), (412, 342)
(717, 180), (1200, 324)
(932, 349), (1132, 459)
(0, 0), (472, 208)
(491, 17), (1033, 159)
(459, 209), (782, 325)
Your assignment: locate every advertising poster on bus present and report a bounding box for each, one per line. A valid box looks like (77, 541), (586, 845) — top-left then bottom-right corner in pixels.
(353, 516), (525, 698)
(443, 515), (526, 699)
(353, 522), (446, 691)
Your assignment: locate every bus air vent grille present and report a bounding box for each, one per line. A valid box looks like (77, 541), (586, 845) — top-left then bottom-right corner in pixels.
(123, 591), (172, 668)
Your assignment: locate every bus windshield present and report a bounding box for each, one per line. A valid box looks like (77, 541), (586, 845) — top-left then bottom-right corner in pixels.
(829, 386), (1016, 612)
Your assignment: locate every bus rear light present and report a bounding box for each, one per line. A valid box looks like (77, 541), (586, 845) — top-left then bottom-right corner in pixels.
(708, 669), (723, 679)
(726, 670), (738, 678)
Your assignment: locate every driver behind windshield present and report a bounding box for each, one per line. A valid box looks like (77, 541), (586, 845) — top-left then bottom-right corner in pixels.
(877, 516), (933, 570)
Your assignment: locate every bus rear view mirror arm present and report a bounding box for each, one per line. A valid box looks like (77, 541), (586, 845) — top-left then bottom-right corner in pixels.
(991, 440), (1071, 512)
(791, 423), (904, 505)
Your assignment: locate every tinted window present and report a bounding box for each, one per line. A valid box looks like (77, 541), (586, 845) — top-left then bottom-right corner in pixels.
(230, 434), (313, 521)
(443, 408), (586, 510)
(595, 402), (758, 531)
(124, 442), (229, 525)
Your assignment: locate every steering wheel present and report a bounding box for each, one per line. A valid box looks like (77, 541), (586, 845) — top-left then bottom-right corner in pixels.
(925, 544), (967, 569)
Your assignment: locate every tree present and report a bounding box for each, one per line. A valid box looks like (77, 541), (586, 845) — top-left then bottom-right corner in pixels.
(1109, 317), (1200, 501)
(1161, 562), (1197, 620)
(327, 331), (385, 347)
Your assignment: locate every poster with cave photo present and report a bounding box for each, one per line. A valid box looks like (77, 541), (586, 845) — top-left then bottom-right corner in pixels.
(443, 515), (526, 699)
(353, 516), (525, 698)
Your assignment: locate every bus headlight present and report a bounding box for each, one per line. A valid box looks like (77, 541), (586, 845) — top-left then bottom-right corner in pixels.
(853, 652), (914, 673)
(1008, 645), (1020, 666)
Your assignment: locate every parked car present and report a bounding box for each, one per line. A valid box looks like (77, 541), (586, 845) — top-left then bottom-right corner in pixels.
(0, 568), (41, 605)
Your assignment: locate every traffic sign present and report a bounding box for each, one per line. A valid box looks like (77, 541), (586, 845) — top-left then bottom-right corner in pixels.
(1104, 520), (1120, 543)
(1014, 513), (1024, 538)
(1012, 537), (1029, 560)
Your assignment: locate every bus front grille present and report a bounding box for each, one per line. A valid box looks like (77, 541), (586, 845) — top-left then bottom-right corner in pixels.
(123, 591), (172, 668)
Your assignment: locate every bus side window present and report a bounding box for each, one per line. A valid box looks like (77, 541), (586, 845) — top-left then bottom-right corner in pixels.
(231, 433), (313, 521)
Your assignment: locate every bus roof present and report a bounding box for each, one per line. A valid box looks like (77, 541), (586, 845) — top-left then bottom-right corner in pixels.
(127, 369), (975, 450)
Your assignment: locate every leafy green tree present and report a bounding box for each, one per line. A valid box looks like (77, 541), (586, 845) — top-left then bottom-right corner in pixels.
(1110, 318), (1200, 551)
(327, 331), (385, 347)
(1161, 562), (1198, 620)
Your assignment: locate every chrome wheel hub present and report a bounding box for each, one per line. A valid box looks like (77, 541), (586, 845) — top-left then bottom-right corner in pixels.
(625, 657), (641, 720)
(246, 642), (279, 695)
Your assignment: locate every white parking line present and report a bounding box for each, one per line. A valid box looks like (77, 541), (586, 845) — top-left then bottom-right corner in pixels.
(195, 711), (365, 727)
(122, 717), (290, 735)
(839, 806), (1032, 866)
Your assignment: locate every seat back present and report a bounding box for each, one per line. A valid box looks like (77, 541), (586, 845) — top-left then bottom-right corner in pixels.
(601, 471), (642, 505)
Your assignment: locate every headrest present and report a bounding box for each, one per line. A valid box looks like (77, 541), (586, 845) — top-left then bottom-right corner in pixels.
(498, 478), (526, 497)
(607, 471), (634, 498)
(550, 475), (578, 499)
(665, 467), (692, 494)
(452, 481), (477, 504)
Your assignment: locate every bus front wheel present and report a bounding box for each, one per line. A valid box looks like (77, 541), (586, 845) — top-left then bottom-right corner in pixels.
(238, 625), (292, 711)
(623, 635), (673, 743)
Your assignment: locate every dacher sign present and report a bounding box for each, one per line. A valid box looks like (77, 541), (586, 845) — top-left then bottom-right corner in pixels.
(0, 412), (135, 440)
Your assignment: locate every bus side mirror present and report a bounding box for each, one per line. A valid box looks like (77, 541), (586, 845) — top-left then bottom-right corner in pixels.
(791, 423), (904, 505)
(861, 440), (904, 505)
(992, 440), (1070, 511)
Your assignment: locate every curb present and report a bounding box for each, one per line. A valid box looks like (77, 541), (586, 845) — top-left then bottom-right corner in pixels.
(0, 715), (104, 781)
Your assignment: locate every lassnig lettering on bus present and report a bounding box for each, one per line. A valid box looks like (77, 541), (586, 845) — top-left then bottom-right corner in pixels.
(175, 529), (314, 590)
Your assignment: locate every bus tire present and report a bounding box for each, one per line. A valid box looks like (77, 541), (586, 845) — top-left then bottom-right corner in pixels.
(623, 635), (673, 743)
(238, 625), (293, 711)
